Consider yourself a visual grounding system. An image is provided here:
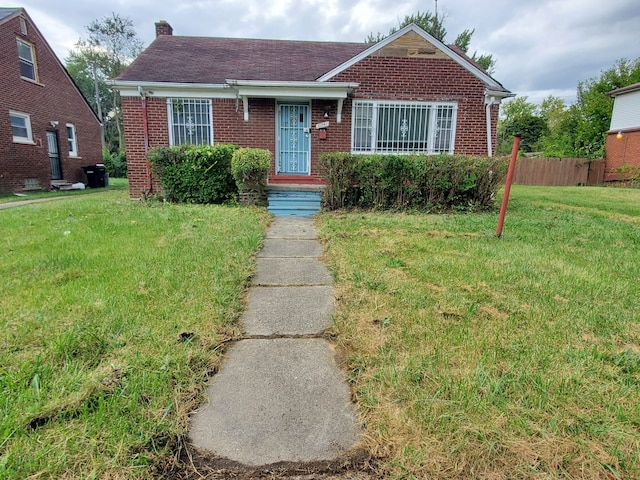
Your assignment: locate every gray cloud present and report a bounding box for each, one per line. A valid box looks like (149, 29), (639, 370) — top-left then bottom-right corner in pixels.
(18, 0), (640, 104)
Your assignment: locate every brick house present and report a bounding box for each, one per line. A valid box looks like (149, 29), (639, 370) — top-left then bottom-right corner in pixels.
(605, 82), (640, 181)
(0, 7), (101, 194)
(114, 21), (512, 200)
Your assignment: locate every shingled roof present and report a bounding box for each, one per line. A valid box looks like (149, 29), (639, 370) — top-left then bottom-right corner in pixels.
(0, 7), (22, 24)
(116, 35), (370, 84)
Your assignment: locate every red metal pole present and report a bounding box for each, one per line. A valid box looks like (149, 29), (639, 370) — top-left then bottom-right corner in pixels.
(496, 136), (521, 238)
(141, 95), (153, 195)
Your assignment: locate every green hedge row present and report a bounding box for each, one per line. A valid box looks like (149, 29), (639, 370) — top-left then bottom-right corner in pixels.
(147, 144), (239, 204)
(319, 153), (508, 212)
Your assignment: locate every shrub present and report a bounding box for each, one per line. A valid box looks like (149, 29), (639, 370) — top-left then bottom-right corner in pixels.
(147, 144), (238, 204)
(231, 148), (271, 193)
(319, 152), (508, 212)
(318, 152), (356, 210)
(102, 149), (127, 178)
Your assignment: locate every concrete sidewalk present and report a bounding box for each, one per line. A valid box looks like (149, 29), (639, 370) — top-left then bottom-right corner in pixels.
(189, 217), (362, 469)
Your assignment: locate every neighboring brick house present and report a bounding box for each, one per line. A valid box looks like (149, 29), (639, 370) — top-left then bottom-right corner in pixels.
(114, 21), (512, 199)
(0, 7), (101, 194)
(605, 82), (640, 181)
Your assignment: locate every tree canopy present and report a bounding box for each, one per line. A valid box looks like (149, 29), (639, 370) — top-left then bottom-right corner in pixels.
(367, 11), (496, 73)
(497, 57), (640, 158)
(66, 13), (144, 153)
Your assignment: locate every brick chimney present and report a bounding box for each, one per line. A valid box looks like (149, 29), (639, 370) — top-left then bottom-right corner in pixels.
(155, 20), (173, 37)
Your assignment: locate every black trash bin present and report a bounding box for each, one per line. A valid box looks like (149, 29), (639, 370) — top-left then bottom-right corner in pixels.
(82, 164), (107, 188)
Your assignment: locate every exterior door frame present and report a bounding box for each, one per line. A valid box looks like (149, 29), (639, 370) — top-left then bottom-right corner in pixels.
(275, 101), (311, 175)
(46, 130), (62, 180)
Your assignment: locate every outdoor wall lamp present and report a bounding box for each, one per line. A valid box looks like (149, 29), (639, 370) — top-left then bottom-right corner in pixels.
(323, 106), (331, 118)
(49, 121), (59, 128)
(616, 131), (623, 139)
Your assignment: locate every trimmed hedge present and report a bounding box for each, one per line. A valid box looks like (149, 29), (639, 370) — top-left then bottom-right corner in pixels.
(147, 144), (238, 204)
(231, 148), (271, 193)
(319, 153), (508, 212)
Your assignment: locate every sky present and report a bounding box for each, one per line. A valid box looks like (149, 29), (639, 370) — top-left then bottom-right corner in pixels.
(13, 0), (640, 106)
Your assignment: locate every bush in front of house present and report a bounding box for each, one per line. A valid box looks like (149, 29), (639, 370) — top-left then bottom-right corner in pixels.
(147, 144), (238, 204)
(231, 148), (271, 193)
(102, 148), (128, 178)
(319, 153), (508, 212)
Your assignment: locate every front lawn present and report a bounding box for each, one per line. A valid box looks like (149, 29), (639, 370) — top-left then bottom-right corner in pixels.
(0, 188), (270, 478)
(317, 186), (640, 479)
(2, 184), (638, 479)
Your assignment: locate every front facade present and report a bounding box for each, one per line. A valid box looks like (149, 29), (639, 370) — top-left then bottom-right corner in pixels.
(0, 8), (101, 194)
(605, 82), (640, 180)
(115, 22), (512, 199)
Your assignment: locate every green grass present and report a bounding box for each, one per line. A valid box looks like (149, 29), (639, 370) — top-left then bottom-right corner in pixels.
(317, 186), (640, 479)
(0, 177), (129, 203)
(0, 186), (270, 478)
(2, 184), (638, 478)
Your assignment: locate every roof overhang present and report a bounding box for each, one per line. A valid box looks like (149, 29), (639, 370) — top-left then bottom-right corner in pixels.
(112, 80), (236, 99)
(485, 89), (516, 104)
(226, 79), (359, 100)
(226, 80), (359, 122)
(113, 79), (360, 123)
(608, 82), (640, 97)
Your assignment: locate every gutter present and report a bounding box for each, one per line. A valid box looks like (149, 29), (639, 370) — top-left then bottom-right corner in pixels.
(485, 89), (516, 157)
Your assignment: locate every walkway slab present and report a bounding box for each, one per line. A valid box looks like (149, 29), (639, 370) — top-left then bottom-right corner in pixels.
(242, 286), (334, 336)
(189, 338), (360, 466)
(258, 238), (324, 258)
(266, 217), (318, 239)
(253, 257), (333, 286)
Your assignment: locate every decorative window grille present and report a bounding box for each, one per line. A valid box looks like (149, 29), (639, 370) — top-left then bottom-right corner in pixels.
(167, 98), (213, 146)
(17, 39), (37, 81)
(351, 100), (457, 154)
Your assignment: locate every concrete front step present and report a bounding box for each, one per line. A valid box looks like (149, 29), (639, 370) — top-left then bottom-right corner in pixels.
(268, 190), (322, 217)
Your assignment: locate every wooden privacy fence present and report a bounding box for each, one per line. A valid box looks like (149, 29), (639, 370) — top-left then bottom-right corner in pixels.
(513, 158), (605, 186)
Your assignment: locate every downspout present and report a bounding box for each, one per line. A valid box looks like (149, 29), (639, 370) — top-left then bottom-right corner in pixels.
(138, 86), (153, 196)
(485, 94), (496, 157)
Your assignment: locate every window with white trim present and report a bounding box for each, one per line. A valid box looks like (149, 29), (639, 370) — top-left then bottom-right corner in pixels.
(167, 98), (213, 145)
(66, 124), (78, 156)
(17, 38), (37, 81)
(10, 111), (33, 143)
(351, 100), (457, 154)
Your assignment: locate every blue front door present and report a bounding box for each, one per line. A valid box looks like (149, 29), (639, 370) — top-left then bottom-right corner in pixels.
(277, 103), (310, 175)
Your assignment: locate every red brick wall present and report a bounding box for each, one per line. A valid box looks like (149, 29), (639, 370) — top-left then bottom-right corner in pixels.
(121, 51), (500, 197)
(605, 130), (640, 181)
(0, 13), (102, 194)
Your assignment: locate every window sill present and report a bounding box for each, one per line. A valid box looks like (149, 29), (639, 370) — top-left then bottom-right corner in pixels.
(20, 76), (44, 87)
(13, 138), (35, 145)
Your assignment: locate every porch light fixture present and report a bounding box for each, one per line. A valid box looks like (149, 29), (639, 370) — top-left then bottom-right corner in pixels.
(49, 121), (59, 128)
(616, 131), (623, 139)
(323, 106), (331, 119)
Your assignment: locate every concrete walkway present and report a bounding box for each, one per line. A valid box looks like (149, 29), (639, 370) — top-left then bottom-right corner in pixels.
(189, 217), (362, 469)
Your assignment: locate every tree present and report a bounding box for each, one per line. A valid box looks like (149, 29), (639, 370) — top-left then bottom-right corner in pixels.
(367, 11), (496, 73)
(65, 50), (118, 151)
(497, 97), (547, 154)
(67, 13), (144, 152)
(498, 57), (640, 159)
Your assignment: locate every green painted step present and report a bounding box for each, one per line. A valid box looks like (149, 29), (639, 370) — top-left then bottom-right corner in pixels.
(268, 190), (321, 217)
